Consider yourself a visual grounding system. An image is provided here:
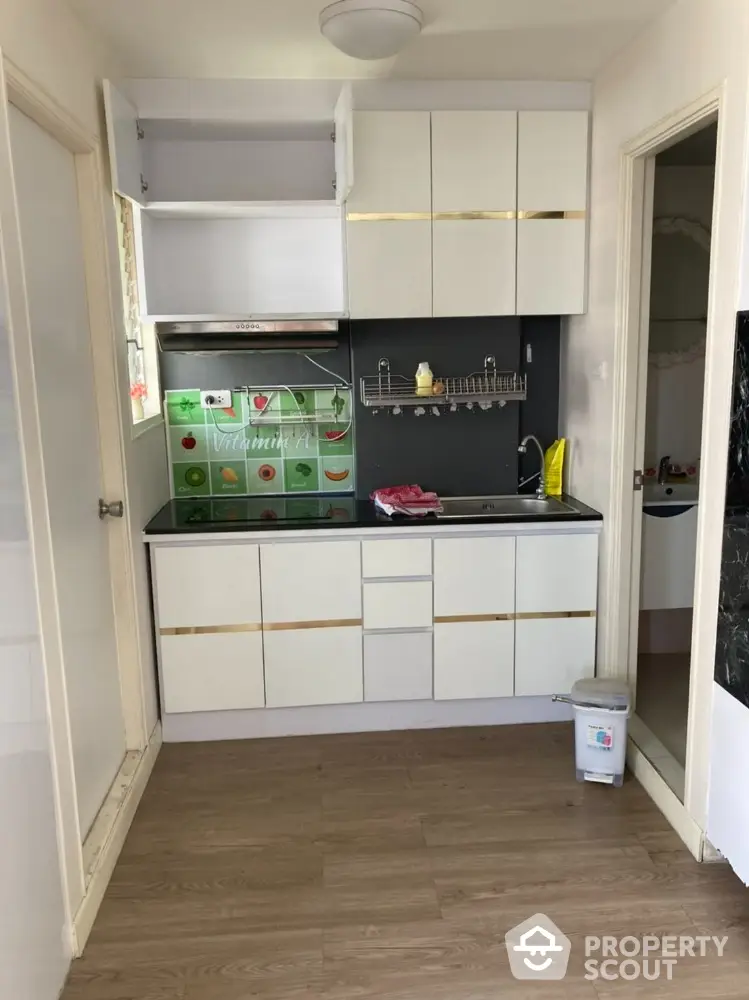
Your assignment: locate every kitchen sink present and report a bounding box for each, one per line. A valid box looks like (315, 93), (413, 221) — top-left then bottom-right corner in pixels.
(436, 495), (577, 519)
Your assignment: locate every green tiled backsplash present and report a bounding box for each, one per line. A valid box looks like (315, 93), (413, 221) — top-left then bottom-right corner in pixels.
(166, 388), (355, 498)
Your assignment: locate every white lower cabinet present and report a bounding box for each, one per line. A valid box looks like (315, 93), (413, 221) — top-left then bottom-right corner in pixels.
(160, 631), (265, 714)
(514, 618), (596, 696)
(514, 532), (598, 695)
(364, 632), (432, 702)
(434, 620), (514, 700)
(151, 526), (600, 718)
(264, 626), (363, 708)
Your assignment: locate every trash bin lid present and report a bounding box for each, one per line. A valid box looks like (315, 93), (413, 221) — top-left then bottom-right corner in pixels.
(570, 677), (631, 708)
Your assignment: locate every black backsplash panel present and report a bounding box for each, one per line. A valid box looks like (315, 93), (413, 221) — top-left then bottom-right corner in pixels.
(519, 317), (561, 488)
(159, 341), (352, 391)
(159, 316), (561, 502)
(351, 317), (559, 499)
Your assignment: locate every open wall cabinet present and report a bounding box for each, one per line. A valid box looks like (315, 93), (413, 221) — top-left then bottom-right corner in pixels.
(103, 81), (353, 319)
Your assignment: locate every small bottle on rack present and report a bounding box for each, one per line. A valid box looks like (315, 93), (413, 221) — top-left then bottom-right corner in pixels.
(415, 361), (434, 397)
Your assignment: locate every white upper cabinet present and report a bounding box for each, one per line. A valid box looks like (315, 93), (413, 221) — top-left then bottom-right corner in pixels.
(334, 83), (354, 205)
(347, 111), (431, 214)
(517, 110), (589, 315)
(102, 82), (350, 319)
(103, 81), (146, 206)
(347, 111), (432, 319)
(432, 111), (517, 212)
(431, 111), (517, 317)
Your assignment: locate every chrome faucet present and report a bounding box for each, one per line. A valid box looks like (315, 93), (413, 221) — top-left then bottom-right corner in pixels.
(518, 435), (546, 499)
(658, 455), (671, 486)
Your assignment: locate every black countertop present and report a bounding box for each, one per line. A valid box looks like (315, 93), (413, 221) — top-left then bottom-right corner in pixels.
(144, 493), (602, 536)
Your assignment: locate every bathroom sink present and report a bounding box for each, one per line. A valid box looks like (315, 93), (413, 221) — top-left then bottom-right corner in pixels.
(436, 495), (577, 519)
(643, 483), (699, 506)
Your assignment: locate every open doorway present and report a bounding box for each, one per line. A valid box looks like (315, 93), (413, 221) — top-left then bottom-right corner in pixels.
(628, 121), (717, 800)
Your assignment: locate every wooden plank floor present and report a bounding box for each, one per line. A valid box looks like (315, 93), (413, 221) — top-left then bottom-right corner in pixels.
(63, 724), (749, 999)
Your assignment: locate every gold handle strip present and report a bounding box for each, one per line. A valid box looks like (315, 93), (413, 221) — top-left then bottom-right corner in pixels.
(160, 623), (262, 637)
(263, 619), (363, 632)
(434, 611), (595, 624)
(518, 210), (586, 221)
(346, 212), (431, 222)
(515, 610), (596, 620)
(434, 614), (513, 624)
(433, 211), (516, 221)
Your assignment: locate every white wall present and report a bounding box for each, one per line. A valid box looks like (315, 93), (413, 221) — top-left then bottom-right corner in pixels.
(559, 0), (749, 847)
(645, 166), (713, 468)
(0, 243), (69, 1000)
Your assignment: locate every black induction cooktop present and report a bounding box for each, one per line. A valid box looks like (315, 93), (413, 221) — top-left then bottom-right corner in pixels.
(148, 495), (359, 531)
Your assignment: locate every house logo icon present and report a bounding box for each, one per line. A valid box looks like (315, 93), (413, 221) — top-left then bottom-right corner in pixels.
(505, 913), (572, 980)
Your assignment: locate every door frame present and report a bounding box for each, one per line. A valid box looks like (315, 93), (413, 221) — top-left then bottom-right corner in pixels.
(604, 86), (727, 839)
(0, 54), (152, 951)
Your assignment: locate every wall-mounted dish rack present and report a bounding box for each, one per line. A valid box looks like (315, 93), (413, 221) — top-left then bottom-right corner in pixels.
(360, 357), (527, 412)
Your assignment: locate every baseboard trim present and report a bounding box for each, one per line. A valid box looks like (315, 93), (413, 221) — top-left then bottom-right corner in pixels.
(627, 736), (704, 860)
(72, 723), (162, 954)
(162, 696), (575, 743)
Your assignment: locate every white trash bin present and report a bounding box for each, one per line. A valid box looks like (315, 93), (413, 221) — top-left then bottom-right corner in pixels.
(566, 678), (631, 786)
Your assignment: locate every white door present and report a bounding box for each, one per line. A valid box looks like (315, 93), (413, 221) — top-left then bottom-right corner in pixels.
(9, 105), (126, 838)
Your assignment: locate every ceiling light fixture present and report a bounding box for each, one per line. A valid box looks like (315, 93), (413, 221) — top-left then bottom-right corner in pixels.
(320, 0), (424, 60)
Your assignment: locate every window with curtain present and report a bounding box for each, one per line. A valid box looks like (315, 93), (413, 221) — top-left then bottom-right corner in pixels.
(115, 195), (160, 424)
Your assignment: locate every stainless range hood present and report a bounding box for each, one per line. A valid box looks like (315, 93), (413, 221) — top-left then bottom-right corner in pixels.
(156, 319), (340, 355)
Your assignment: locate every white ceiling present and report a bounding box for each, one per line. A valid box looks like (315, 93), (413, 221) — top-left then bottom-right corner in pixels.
(67, 0), (675, 81)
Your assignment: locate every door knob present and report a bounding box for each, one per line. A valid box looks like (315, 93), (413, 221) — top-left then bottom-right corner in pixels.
(99, 498), (124, 519)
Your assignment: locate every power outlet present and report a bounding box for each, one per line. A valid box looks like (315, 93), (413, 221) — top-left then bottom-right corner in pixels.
(200, 390), (232, 409)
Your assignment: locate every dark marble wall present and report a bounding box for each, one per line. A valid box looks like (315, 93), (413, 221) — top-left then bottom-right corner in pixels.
(715, 311), (749, 708)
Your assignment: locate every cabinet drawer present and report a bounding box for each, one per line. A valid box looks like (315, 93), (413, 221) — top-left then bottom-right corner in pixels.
(516, 534), (598, 613)
(434, 620), (514, 700)
(264, 626), (363, 707)
(154, 544), (261, 628)
(160, 631), (265, 713)
(514, 617), (596, 696)
(361, 539), (432, 578)
(363, 581), (432, 631)
(364, 632), (432, 702)
(260, 541), (361, 624)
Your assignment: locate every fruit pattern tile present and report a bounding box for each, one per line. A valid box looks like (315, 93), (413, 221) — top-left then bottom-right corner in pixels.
(166, 388), (355, 498)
